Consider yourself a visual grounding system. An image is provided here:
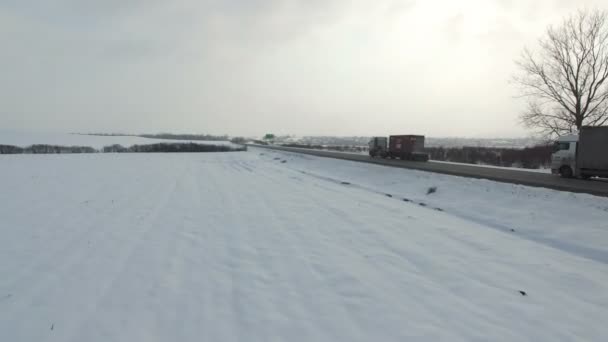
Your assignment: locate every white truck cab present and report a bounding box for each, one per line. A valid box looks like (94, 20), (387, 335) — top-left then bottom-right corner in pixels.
(552, 127), (608, 179)
(551, 133), (578, 178)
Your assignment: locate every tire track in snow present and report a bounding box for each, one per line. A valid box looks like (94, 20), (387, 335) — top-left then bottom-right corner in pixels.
(248, 156), (494, 337)
(66, 169), (190, 342)
(210, 155), (335, 340)
(0, 161), (170, 294)
(241, 166), (364, 340)
(0, 160), (188, 341)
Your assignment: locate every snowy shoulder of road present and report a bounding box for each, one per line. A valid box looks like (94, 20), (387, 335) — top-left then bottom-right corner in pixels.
(1, 149), (607, 341)
(0, 130), (236, 149)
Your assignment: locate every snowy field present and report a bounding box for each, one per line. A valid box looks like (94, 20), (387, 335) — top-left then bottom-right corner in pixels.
(0, 131), (235, 149)
(1, 149), (608, 341)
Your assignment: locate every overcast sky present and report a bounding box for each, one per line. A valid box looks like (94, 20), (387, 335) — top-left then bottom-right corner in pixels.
(1, 0), (605, 137)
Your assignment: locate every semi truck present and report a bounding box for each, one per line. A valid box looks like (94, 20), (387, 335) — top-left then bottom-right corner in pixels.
(369, 135), (429, 161)
(551, 126), (608, 179)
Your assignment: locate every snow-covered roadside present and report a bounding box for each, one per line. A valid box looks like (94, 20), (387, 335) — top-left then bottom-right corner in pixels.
(1, 151), (607, 341)
(259, 148), (608, 263)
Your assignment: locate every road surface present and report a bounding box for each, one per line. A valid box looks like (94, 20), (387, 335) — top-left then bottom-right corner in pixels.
(252, 145), (608, 197)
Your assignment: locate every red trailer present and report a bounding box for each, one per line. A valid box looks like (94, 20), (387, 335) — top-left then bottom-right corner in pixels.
(388, 135), (428, 161)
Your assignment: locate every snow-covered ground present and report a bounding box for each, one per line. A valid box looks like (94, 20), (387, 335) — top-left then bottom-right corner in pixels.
(0, 130), (235, 149)
(1, 149), (607, 341)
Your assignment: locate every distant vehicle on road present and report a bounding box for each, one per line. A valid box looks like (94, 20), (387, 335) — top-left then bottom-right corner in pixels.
(552, 126), (608, 179)
(369, 135), (429, 161)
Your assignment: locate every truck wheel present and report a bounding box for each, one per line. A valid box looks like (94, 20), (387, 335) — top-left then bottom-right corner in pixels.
(560, 166), (573, 178)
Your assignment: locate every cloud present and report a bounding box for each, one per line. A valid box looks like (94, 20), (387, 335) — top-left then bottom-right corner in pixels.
(443, 13), (465, 44)
(1, 0), (607, 137)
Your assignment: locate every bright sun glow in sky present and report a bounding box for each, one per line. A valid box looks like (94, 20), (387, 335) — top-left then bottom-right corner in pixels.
(1, 0), (606, 137)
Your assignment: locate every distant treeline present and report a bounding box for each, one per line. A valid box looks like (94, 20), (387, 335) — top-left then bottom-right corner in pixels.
(1, 143), (246, 154)
(0, 144), (97, 154)
(73, 133), (135, 137)
(278, 143), (553, 169)
(76, 132), (231, 141)
(103, 143), (246, 153)
(139, 134), (229, 141)
(280, 143), (367, 153)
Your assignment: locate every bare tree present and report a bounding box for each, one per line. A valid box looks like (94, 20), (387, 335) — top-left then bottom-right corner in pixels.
(514, 9), (608, 137)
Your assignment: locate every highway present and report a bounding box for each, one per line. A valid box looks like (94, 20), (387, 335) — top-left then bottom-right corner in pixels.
(251, 144), (608, 197)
